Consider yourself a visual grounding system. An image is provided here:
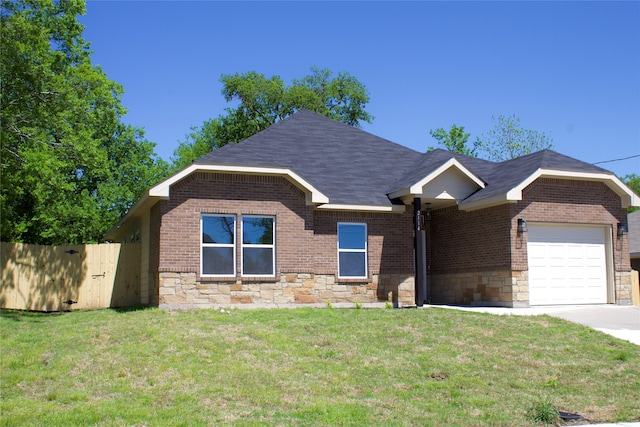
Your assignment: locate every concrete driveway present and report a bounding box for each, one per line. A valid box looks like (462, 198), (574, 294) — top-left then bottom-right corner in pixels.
(435, 305), (640, 345)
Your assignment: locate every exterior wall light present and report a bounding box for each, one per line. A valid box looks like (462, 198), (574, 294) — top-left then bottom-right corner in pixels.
(517, 219), (527, 234)
(617, 223), (628, 237)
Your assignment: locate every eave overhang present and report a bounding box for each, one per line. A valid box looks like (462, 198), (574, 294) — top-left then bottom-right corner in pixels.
(316, 203), (406, 213)
(105, 163), (330, 241)
(150, 163), (329, 204)
(387, 158), (485, 203)
(458, 168), (640, 211)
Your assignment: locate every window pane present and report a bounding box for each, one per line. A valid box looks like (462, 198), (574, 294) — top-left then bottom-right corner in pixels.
(202, 216), (234, 244)
(203, 247), (234, 275)
(243, 217), (273, 244)
(338, 224), (366, 249)
(243, 248), (274, 275)
(339, 252), (366, 277)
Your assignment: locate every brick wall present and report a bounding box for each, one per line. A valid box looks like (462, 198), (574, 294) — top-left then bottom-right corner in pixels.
(428, 178), (630, 307)
(429, 204), (512, 273)
(313, 210), (414, 275)
(510, 178), (630, 271)
(427, 203), (513, 306)
(152, 172), (416, 307)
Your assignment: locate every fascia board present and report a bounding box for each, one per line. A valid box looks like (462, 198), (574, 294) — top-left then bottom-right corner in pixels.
(388, 158), (485, 199)
(461, 168), (640, 211)
(150, 163), (330, 204)
(410, 158), (485, 193)
(458, 194), (514, 211)
(505, 169), (640, 208)
(316, 203), (406, 213)
(387, 187), (412, 201)
(105, 190), (151, 240)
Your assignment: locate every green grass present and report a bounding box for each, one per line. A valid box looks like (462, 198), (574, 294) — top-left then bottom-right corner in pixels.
(1, 307), (639, 426)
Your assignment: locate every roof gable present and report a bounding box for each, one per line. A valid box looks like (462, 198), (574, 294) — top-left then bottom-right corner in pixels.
(388, 150), (487, 206)
(459, 150), (639, 210)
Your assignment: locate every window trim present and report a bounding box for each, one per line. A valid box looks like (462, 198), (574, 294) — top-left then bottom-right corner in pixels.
(201, 214), (236, 278)
(337, 222), (368, 279)
(241, 215), (276, 277)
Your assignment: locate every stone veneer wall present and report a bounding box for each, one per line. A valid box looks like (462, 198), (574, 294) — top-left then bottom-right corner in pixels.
(615, 271), (633, 305)
(429, 269), (529, 308)
(158, 272), (415, 309)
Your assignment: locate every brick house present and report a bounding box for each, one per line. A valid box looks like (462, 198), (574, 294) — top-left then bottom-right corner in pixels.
(106, 110), (639, 308)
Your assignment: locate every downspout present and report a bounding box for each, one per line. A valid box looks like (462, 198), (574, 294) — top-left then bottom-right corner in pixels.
(414, 198), (427, 307)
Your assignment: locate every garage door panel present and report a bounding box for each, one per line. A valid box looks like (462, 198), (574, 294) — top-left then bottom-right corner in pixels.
(527, 224), (608, 306)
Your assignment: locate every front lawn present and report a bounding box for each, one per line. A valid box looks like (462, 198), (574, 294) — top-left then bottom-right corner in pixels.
(1, 306), (638, 426)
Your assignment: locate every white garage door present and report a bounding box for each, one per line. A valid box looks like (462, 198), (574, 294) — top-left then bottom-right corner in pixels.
(527, 224), (608, 305)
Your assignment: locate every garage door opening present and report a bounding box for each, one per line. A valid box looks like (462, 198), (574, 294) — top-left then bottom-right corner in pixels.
(527, 224), (611, 306)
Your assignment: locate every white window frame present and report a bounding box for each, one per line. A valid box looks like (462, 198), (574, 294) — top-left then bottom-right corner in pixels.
(337, 222), (368, 279)
(201, 214), (236, 277)
(241, 215), (276, 277)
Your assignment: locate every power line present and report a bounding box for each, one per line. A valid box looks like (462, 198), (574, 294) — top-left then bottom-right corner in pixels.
(593, 154), (640, 165)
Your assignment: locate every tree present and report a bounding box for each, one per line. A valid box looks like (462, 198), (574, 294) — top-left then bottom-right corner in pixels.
(1, 0), (168, 244)
(171, 119), (220, 171)
(623, 174), (639, 213)
(428, 124), (477, 156)
(475, 115), (553, 161)
(170, 67), (373, 169)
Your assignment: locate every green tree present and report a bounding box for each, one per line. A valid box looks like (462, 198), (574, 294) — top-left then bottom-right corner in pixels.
(170, 67), (373, 169)
(1, 0), (168, 244)
(623, 174), (639, 213)
(171, 119), (220, 171)
(475, 115), (553, 161)
(428, 124), (477, 156)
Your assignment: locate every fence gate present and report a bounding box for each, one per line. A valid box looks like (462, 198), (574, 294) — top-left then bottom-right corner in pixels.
(1, 242), (141, 311)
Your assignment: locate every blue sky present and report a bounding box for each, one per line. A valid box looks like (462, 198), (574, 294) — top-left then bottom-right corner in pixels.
(80, 1), (639, 178)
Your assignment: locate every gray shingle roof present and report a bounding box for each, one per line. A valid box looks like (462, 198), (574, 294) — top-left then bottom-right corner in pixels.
(390, 149), (494, 193)
(460, 149), (613, 204)
(196, 110), (617, 207)
(198, 110), (422, 205)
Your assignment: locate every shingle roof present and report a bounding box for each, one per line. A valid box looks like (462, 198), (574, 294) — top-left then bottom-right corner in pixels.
(195, 110), (620, 208)
(460, 149), (612, 204)
(198, 110), (422, 205)
(390, 149), (495, 193)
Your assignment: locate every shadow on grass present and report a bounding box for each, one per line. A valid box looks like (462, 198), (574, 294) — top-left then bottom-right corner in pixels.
(111, 304), (152, 314)
(0, 308), (68, 322)
(1, 304), (152, 321)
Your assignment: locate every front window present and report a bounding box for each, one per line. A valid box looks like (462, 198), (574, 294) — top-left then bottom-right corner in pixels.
(242, 216), (275, 276)
(338, 223), (367, 278)
(201, 215), (235, 276)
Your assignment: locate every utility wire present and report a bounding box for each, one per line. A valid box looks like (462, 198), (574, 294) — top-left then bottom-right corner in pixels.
(593, 154), (640, 165)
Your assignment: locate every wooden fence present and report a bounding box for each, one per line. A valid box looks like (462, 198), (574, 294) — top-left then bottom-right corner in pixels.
(1, 242), (140, 311)
(633, 270), (640, 306)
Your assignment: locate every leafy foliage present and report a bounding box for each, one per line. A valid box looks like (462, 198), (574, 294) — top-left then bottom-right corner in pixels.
(526, 398), (559, 425)
(1, 0), (168, 244)
(623, 174), (639, 212)
(171, 67), (373, 170)
(475, 115), (553, 161)
(428, 124), (477, 156)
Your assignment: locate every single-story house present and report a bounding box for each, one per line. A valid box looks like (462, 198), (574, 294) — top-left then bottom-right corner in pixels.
(629, 210), (640, 271)
(106, 110), (639, 308)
